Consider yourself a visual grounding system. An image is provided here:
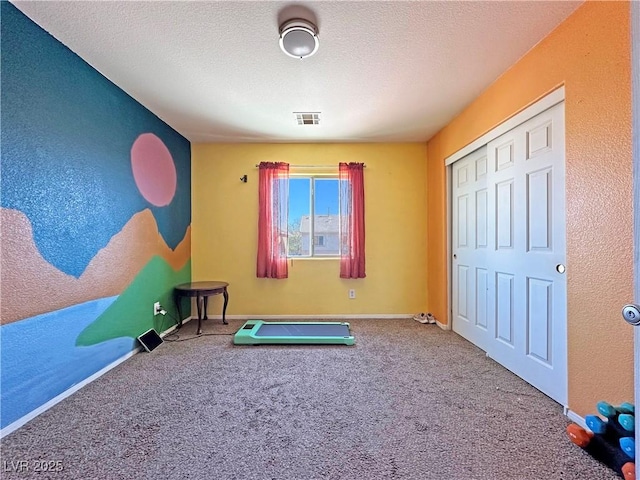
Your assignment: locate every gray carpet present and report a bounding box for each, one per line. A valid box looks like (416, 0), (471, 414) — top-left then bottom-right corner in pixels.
(1, 318), (619, 480)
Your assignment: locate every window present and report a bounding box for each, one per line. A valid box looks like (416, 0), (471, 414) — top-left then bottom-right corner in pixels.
(288, 176), (340, 257)
(257, 161), (365, 278)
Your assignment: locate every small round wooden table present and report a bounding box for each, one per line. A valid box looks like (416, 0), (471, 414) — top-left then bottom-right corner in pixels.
(174, 281), (229, 334)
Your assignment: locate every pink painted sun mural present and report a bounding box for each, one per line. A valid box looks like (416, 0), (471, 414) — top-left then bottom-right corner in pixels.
(131, 133), (177, 206)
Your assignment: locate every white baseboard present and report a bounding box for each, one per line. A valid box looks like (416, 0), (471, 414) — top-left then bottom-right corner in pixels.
(160, 316), (193, 335)
(435, 319), (450, 330)
(565, 408), (587, 430)
(0, 318), (190, 439)
(205, 314), (415, 320)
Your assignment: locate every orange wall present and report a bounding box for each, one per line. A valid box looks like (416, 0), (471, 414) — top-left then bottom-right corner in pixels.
(426, 1), (634, 416)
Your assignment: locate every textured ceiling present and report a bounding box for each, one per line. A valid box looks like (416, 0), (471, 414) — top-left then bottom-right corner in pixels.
(11, 1), (582, 143)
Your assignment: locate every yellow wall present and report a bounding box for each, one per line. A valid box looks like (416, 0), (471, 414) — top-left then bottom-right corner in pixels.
(192, 143), (428, 317)
(426, 1), (633, 416)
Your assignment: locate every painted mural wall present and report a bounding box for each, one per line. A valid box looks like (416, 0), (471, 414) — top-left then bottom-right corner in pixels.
(0, 3), (191, 431)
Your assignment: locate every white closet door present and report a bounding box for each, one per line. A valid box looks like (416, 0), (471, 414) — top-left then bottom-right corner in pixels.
(452, 102), (567, 405)
(452, 147), (490, 352)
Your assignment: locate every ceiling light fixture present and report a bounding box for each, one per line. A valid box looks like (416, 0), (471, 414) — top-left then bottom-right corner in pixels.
(279, 18), (319, 59)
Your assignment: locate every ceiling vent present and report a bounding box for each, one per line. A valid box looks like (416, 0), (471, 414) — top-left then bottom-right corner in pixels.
(294, 112), (320, 125)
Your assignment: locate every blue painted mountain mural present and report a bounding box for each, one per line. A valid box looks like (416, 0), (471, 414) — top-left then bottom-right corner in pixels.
(0, 2), (192, 433)
(1, 2), (191, 278)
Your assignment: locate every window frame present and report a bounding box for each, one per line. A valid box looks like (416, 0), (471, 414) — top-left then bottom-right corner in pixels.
(288, 173), (340, 259)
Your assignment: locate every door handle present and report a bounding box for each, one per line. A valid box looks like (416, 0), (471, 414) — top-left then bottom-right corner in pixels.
(621, 304), (640, 326)
(556, 264), (566, 274)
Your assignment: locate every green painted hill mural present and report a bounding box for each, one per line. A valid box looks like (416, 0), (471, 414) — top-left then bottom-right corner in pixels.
(76, 256), (191, 346)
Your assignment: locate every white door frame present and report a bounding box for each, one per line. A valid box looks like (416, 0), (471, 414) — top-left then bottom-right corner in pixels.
(444, 88), (565, 167)
(630, 0), (639, 464)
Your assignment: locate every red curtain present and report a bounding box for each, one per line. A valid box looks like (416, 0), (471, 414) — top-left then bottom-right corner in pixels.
(257, 162), (289, 278)
(339, 162), (366, 278)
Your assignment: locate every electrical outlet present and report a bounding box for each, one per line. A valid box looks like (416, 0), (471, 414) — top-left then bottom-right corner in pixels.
(349, 289), (356, 299)
(153, 302), (162, 316)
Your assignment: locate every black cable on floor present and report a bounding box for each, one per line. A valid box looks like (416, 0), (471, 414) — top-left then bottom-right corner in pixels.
(159, 312), (234, 342)
(163, 332), (234, 342)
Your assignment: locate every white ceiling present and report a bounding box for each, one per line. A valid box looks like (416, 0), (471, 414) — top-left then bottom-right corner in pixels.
(11, 1), (582, 143)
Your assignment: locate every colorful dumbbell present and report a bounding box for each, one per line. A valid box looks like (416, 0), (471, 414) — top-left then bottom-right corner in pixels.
(598, 401), (636, 418)
(587, 414), (635, 438)
(620, 437), (636, 461)
(585, 416), (635, 460)
(567, 423), (635, 480)
(619, 414), (635, 433)
(619, 403), (636, 415)
(595, 401), (635, 438)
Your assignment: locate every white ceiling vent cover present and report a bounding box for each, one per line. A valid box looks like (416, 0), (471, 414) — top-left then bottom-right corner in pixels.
(294, 112), (321, 125)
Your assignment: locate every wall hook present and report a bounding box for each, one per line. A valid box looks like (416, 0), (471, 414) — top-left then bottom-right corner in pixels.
(240, 175), (247, 183)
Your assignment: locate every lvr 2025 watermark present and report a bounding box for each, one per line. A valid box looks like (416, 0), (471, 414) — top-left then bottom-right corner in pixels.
(3, 460), (64, 473)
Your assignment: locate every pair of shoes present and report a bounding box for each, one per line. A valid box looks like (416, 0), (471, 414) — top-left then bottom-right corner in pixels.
(413, 312), (437, 324)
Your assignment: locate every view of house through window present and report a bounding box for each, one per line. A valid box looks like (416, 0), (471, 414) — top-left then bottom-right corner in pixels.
(288, 177), (340, 257)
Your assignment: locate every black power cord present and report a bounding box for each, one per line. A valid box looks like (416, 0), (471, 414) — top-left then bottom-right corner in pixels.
(159, 311), (234, 343)
(164, 332), (234, 343)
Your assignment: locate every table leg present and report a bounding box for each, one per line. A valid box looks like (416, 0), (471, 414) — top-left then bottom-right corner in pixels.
(196, 295), (202, 321)
(222, 288), (229, 325)
(174, 292), (183, 329)
(203, 296), (209, 320)
(196, 295), (203, 335)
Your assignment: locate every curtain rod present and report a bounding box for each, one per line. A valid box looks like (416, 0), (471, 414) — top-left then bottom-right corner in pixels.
(254, 164), (366, 168)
